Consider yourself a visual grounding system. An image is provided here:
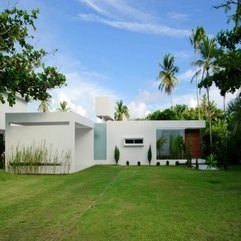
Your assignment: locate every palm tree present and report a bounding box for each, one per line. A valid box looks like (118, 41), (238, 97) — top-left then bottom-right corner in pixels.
(193, 36), (216, 152)
(157, 53), (179, 108)
(57, 101), (71, 112)
(114, 100), (129, 121)
(190, 26), (206, 119)
(38, 96), (51, 112)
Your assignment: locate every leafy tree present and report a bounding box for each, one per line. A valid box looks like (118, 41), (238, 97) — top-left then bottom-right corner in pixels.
(57, 101), (70, 112)
(147, 108), (176, 120)
(202, 1), (241, 96)
(214, 0), (241, 27)
(157, 53), (179, 108)
(0, 7), (66, 106)
(173, 104), (189, 120)
(190, 26), (206, 119)
(226, 95), (241, 165)
(114, 100), (129, 120)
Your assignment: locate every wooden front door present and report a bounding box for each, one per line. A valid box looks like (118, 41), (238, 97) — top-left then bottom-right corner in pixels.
(185, 129), (201, 158)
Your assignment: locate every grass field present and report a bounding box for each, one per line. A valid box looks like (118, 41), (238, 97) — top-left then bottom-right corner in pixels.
(0, 165), (241, 241)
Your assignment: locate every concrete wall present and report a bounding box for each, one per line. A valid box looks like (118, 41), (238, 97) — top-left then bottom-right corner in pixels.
(95, 96), (114, 120)
(75, 127), (94, 171)
(0, 95), (27, 133)
(106, 120), (205, 166)
(5, 112), (94, 173)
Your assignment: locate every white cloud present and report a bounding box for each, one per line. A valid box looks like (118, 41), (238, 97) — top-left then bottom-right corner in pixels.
(78, 13), (190, 37)
(168, 12), (188, 21)
(77, 0), (190, 37)
(128, 101), (150, 119)
(28, 70), (116, 121)
(174, 51), (192, 59)
(209, 87), (237, 109)
(80, 0), (108, 16)
(78, 0), (155, 22)
(177, 69), (196, 82)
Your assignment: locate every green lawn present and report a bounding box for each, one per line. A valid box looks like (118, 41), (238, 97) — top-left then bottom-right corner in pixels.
(0, 165), (241, 241)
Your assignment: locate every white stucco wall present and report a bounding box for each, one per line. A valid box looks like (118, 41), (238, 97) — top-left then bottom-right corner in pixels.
(95, 96), (114, 120)
(0, 95), (27, 133)
(5, 112), (94, 173)
(75, 127), (94, 171)
(106, 120), (205, 165)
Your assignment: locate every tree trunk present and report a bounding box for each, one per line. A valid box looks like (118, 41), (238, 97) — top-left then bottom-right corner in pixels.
(206, 86), (212, 153)
(194, 50), (200, 120)
(170, 93), (174, 109)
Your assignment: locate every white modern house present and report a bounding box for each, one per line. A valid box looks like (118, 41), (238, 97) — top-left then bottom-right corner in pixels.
(0, 94), (28, 135)
(4, 97), (205, 174)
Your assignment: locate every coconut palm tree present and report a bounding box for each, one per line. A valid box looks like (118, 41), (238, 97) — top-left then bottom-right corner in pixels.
(38, 96), (51, 112)
(157, 53), (179, 108)
(57, 101), (71, 112)
(193, 36), (216, 152)
(114, 100), (129, 120)
(190, 26), (206, 119)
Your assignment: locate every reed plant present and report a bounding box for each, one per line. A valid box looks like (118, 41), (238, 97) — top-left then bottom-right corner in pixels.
(8, 140), (71, 174)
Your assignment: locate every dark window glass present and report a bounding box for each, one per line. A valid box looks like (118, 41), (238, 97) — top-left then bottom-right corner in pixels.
(125, 139), (134, 144)
(134, 139), (143, 144)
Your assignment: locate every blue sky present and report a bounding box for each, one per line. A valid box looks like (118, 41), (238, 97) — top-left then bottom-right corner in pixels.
(2, 0), (236, 119)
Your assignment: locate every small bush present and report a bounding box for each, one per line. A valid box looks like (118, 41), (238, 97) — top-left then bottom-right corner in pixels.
(137, 161), (141, 166)
(195, 158), (199, 169)
(206, 154), (217, 169)
(147, 145), (152, 165)
(0, 153), (5, 169)
(166, 160), (169, 166)
(175, 161), (180, 166)
(156, 161), (160, 166)
(114, 146), (120, 165)
(126, 161), (129, 166)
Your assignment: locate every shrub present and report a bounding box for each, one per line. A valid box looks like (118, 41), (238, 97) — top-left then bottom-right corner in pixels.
(195, 158), (199, 169)
(156, 161), (160, 166)
(137, 161), (141, 166)
(166, 160), (169, 166)
(114, 146), (120, 165)
(175, 161), (180, 166)
(0, 153), (5, 169)
(147, 145), (152, 165)
(126, 161), (129, 166)
(206, 154), (218, 169)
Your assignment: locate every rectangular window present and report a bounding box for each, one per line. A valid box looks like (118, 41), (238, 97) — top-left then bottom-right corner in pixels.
(124, 138), (144, 146)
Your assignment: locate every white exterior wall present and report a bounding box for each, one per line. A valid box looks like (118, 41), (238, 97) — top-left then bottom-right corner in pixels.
(0, 96), (27, 133)
(5, 112), (94, 173)
(106, 120), (205, 165)
(75, 127), (94, 171)
(95, 96), (114, 120)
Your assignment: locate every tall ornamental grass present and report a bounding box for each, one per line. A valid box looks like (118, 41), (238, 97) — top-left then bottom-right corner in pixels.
(8, 140), (71, 174)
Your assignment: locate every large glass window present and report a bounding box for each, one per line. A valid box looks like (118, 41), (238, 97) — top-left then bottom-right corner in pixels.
(156, 129), (184, 159)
